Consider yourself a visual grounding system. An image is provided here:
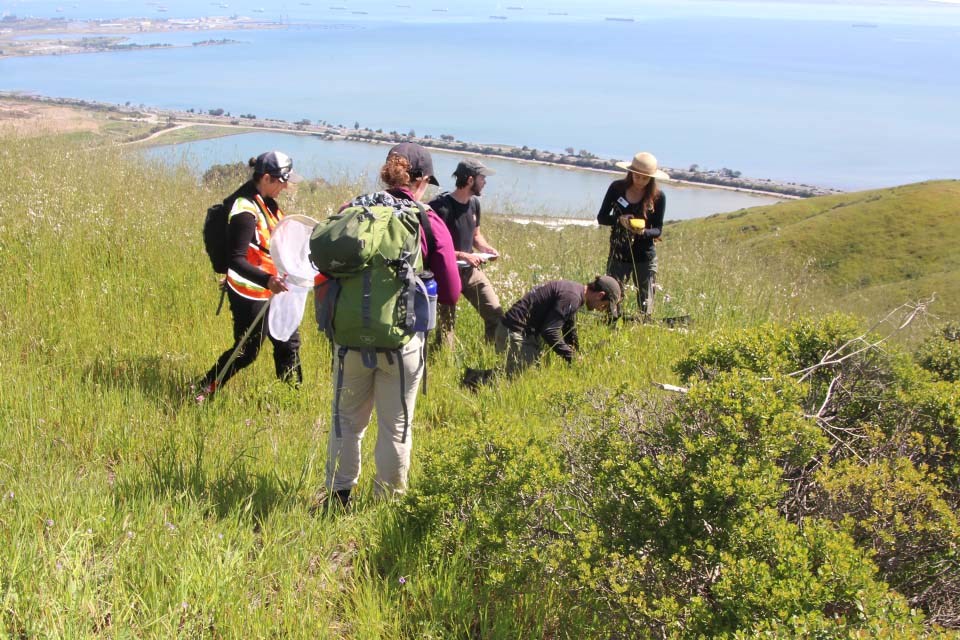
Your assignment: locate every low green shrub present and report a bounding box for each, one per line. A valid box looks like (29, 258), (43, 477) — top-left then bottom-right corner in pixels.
(389, 363), (939, 636)
(388, 316), (959, 635)
(813, 458), (960, 628)
(917, 323), (960, 383)
(671, 315), (960, 628)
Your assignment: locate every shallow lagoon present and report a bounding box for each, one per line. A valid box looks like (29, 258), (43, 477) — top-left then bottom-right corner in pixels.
(145, 131), (784, 220)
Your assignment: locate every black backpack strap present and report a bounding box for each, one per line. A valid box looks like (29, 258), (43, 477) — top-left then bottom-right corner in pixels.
(397, 349), (411, 443)
(225, 184), (270, 253)
(421, 335), (428, 397)
(413, 202), (437, 257)
(220, 183), (247, 219)
(215, 279), (227, 315)
(360, 349), (377, 370)
(398, 260), (418, 333)
(333, 345), (348, 438)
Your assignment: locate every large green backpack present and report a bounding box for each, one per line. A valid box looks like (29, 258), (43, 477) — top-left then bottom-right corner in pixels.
(309, 192), (432, 351)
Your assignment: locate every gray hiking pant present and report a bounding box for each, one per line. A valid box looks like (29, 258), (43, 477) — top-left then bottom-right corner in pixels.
(494, 322), (541, 377)
(435, 265), (503, 348)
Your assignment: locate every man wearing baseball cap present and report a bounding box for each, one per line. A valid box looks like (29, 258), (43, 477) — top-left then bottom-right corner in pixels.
(494, 276), (622, 377)
(429, 158), (504, 349)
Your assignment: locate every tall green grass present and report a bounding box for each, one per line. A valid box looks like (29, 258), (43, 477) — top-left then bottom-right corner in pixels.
(0, 133), (923, 637)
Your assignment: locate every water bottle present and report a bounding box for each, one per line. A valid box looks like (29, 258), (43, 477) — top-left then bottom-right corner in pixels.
(424, 272), (438, 331)
(414, 270), (438, 332)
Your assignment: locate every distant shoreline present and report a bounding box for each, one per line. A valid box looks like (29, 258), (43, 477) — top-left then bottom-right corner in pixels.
(0, 15), (284, 59)
(344, 135), (803, 201)
(1, 91), (820, 200)
(136, 106), (806, 199)
(340, 130), (834, 199)
(160, 118), (797, 200)
(0, 15), (841, 198)
(139, 106), (822, 199)
(142, 120), (797, 200)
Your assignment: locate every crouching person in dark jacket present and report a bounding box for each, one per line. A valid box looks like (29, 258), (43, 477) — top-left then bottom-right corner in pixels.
(494, 276), (622, 377)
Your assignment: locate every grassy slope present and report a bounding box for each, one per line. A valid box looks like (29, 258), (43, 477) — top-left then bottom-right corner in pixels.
(2, 131), (955, 637)
(687, 180), (960, 322)
(0, 134), (705, 637)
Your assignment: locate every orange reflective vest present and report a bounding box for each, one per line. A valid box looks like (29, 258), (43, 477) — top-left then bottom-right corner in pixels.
(226, 193), (282, 300)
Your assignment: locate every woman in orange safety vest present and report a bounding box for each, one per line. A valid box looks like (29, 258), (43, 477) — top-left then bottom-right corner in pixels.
(194, 151), (303, 402)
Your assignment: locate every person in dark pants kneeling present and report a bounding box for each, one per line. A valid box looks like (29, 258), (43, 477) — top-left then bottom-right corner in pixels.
(494, 276), (622, 377)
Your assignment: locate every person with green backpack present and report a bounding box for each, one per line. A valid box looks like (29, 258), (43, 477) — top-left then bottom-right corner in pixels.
(312, 143), (460, 507)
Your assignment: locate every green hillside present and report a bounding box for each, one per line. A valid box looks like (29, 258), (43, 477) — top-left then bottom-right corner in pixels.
(686, 180), (960, 322)
(2, 133), (958, 637)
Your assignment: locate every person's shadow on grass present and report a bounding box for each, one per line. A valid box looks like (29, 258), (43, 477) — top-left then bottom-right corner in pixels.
(84, 353), (194, 408)
(113, 432), (305, 526)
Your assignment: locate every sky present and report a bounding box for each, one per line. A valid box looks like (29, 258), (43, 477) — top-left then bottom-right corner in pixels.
(2, 0), (959, 26)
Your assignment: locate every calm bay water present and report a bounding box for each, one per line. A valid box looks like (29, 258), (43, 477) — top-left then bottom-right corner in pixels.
(145, 131), (783, 220)
(2, 1), (959, 191)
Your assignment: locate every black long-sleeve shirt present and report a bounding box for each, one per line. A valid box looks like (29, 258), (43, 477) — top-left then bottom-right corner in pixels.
(596, 179), (666, 263)
(502, 279), (584, 362)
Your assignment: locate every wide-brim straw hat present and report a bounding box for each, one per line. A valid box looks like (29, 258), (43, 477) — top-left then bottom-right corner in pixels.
(615, 152), (669, 180)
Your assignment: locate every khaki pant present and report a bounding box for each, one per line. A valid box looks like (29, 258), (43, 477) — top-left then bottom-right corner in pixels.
(494, 322), (541, 377)
(435, 266), (503, 348)
(326, 334), (424, 497)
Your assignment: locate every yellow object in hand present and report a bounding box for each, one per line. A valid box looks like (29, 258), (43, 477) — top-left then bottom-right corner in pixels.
(629, 218), (646, 230)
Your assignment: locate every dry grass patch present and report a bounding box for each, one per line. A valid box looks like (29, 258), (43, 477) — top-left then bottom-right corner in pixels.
(0, 99), (101, 136)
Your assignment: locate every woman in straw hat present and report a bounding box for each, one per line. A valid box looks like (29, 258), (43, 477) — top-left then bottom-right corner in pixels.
(596, 151), (668, 318)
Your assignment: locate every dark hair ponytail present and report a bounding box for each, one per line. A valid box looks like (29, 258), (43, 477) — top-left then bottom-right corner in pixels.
(249, 157), (265, 182)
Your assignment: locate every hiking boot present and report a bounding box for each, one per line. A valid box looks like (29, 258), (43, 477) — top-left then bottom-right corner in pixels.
(280, 364), (303, 390)
(310, 488), (352, 516)
(331, 489), (351, 508)
(461, 367), (496, 392)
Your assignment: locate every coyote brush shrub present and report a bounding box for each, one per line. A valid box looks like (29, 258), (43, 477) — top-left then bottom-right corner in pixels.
(918, 323), (960, 383)
(394, 316), (957, 635)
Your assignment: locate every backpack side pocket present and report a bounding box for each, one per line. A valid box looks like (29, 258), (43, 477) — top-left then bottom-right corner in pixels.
(314, 275), (340, 341)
